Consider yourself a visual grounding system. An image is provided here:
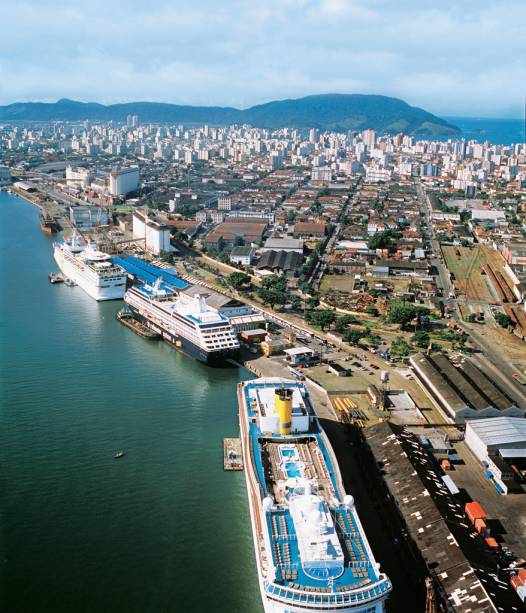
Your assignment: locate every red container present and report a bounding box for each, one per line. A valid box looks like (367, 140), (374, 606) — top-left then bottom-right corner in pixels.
(485, 537), (499, 549)
(465, 501), (486, 523)
(474, 518), (489, 536)
(517, 568), (526, 584)
(511, 575), (523, 590)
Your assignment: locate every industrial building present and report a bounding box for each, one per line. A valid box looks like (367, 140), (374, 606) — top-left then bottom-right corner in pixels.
(65, 165), (92, 189)
(132, 210), (174, 255)
(109, 166), (139, 196)
(69, 206), (108, 228)
(410, 353), (524, 423)
(364, 422), (503, 612)
(465, 417), (526, 494)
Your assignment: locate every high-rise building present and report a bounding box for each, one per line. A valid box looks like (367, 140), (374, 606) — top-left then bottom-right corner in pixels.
(362, 129), (376, 148)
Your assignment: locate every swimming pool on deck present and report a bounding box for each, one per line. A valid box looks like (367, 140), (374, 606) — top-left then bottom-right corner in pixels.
(280, 446), (304, 479)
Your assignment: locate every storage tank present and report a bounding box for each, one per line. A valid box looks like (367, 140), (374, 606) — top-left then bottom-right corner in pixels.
(274, 388), (293, 435)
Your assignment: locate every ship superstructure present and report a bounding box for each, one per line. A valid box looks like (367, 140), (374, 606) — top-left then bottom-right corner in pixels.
(53, 235), (127, 301)
(124, 278), (240, 364)
(238, 378), (392, 613)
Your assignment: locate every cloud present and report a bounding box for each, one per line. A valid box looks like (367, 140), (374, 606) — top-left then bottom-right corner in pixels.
(0, 0), (524, 116)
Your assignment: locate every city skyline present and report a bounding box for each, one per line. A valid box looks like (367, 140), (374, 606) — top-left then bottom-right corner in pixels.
(2, 0), (525, 118)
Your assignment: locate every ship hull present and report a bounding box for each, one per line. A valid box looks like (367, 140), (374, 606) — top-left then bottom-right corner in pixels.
(54, 245), (127, 301)
(238, 382), (389, 613)
(40, 223), (55, 235)
(130, 309), (239, 366)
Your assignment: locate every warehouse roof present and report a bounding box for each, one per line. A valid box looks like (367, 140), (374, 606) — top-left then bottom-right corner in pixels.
(257, 250), (303, 272)
(466, 417), (526, 448)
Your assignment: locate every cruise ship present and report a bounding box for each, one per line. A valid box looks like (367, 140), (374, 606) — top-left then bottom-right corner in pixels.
(238, 378), (392, 613)
(124, 279), (240, 365)
(53, 235), (127, 301)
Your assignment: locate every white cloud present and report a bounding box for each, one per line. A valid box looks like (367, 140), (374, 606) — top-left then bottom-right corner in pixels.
(0, 0), (523, 116)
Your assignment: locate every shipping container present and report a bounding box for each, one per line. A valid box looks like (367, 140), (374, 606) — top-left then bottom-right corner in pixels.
(485, 537), (499, 549)
(465, 501), (486, 523)
(474, 517), (489, 536)
(511, 575), (523, 590)
(518, 568), (526, 584)
(441, 459), (451, 471)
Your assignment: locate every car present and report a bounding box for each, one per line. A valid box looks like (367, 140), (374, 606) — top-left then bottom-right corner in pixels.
(370, 364), (379, 370)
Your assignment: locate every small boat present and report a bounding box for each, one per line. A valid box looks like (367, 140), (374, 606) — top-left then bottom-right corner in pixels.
(114, 451), (125, 459)
(116, 308), (161, 340)
(48, 272), (64, 284)
(40, 212), (58, 234)
(64, 277), (77, 286)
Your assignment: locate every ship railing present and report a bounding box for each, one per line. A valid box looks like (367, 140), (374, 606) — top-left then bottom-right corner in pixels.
(264, 577), (391, 606)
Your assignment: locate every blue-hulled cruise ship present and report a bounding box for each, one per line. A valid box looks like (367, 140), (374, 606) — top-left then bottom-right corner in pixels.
(124, 277), (240, 365)
(238, 378), (392, 613)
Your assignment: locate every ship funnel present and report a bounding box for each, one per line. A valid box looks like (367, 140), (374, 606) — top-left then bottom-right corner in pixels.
(274, 387), (293, 435)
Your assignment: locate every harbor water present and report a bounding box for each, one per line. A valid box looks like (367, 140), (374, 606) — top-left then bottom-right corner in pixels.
(0, 192), (262, 612)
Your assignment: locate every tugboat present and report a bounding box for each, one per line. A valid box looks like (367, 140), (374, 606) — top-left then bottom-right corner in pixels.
(40, 212), (58, 234)
(114, 451), (125, 459)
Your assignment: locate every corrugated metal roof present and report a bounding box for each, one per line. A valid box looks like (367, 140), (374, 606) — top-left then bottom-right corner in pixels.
(466, 417), (526, 447)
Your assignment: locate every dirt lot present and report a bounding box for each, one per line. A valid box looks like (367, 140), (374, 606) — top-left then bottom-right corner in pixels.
(319, 274), (355, 294)
(442, 245), (510, 303)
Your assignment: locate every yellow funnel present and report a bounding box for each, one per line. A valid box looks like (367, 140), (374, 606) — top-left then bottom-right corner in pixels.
(274, 388), (293, 435)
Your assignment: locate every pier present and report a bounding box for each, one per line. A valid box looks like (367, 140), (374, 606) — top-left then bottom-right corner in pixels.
(223, 438), (243, 471)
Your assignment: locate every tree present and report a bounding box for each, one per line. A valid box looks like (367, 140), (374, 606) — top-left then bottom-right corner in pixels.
(306, 309), (336, 331)
(285, 210), (296, 224)
(390, 336), (412, 357)
(387, 301), (429, 330)
(465, 313), (477, 323)
(227, 271), (251, 290)
(306, 295), (320, 309)
(365, 305), (379, 317)
(261, 275), (287, 292)
(343, 328), (364, 344)
(289, 295), (302, 311)
(160, 250), (173, 263)
(411, 331), (430, 348)
(257, 287), (285, 309)
(495, 312), (513, 328)
(334, 314), (358, 332)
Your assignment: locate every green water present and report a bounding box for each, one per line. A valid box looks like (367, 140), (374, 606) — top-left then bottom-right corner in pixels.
(0, 192), (262, 613)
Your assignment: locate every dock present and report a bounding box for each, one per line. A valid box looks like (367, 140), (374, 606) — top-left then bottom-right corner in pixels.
(223, 438), (243, 471)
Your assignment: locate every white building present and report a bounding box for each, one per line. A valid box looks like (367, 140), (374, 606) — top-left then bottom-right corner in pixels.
(465, 417), (526, 494)
(109, 166), (139, 196)
(66, 165), (92, 189)
(132, 211), (174, 255)
(230, 245), (256, 266)
(311, 166), (332, 181)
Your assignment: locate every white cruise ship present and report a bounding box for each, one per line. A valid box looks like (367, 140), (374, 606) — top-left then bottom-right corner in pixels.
(124, 279), (240, 365)
(53, 235), (127, 301)
(238, 378), (392, 613)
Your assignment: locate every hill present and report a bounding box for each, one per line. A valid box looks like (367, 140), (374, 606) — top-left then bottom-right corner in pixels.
(0, 94), (459, 135)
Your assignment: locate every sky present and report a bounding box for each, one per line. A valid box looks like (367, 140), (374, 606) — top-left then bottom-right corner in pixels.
(1, 0), (525, 118)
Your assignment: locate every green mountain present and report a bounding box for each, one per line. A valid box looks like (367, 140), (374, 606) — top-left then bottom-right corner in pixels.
(0, 94), (459, 135)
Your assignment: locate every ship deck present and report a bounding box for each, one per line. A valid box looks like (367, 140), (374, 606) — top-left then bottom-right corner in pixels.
(243, 380), (384, 596)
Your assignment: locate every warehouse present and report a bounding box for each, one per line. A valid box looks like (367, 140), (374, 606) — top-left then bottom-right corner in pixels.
(410, 353), (524, 423)
(364, 422), (504, 612)
(465, 417), (526, 493)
